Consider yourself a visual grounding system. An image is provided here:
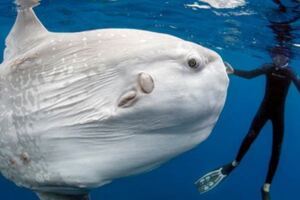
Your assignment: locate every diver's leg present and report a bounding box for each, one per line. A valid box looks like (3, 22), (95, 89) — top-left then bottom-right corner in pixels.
(261, 113), (284, 200)
(234, 109), (269, 166)
(195, 109), (268, 193)
(266, 119), (283, 183)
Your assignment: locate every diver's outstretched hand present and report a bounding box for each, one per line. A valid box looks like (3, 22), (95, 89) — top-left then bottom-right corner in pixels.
(224, 62), (234, 74)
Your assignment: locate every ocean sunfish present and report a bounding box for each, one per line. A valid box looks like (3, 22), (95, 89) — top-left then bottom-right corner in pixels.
(0, 0), (229, 199)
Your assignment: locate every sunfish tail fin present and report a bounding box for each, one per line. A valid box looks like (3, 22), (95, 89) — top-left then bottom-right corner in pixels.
(4, 0), (48, 60)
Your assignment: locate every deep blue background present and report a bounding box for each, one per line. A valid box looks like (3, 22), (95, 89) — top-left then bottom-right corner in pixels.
(0, 0), (300, 200)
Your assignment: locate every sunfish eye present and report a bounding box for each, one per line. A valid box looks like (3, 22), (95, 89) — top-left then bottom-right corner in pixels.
(188, 58), (199, 69)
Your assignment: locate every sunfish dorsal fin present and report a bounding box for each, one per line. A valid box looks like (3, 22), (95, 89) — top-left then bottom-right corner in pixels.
(4, 0), (48, 60)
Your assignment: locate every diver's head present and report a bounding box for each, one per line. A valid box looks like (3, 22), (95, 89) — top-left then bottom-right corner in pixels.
(272, 55), (289, 68)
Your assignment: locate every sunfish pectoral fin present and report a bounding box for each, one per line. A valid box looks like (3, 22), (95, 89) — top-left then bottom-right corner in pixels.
(36, 192), (90, 200)
(117, 72), (155, 108)
(118, 90), (138, 108)
(138, 72), (154, 94)
(4, 0), (48, 60)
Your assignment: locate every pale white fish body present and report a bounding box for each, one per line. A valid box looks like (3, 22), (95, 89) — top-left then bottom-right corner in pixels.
(0, 0), (229, 200)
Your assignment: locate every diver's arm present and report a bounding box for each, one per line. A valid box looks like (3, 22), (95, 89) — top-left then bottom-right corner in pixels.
(232, 65), (270, 79)
(288, 68), (300, 92)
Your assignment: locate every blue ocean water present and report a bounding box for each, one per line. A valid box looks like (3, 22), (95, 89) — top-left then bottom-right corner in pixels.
(0, 0), (300, 200)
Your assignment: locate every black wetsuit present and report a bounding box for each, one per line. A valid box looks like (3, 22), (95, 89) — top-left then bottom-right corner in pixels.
(233, 63), (300, 184)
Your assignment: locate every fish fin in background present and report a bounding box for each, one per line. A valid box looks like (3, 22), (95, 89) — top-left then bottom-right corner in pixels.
(36, 192), (90, 200)
(4, 0), (48, 60)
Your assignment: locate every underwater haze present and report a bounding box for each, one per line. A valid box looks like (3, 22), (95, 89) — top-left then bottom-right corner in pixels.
(0, 0), (300, 200)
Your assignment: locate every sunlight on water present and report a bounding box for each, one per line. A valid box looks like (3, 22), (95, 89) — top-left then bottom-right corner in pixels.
(191, 0), (246, 9)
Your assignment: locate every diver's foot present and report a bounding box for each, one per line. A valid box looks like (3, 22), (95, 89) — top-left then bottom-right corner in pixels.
(194, 162), (236, 193)
(261, 184), (271, 200)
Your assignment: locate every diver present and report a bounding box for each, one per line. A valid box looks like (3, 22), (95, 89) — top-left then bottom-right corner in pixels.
(195, 56), (300, 200)
(195, 0), (300, 199)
